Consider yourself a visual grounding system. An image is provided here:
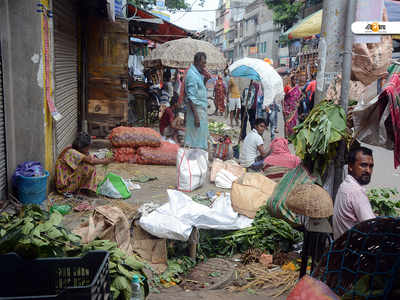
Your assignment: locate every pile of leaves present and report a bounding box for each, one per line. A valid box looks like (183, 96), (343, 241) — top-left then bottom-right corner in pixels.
(159, 256), (196, 285)
(290, 101), (350, 177)
(200, 207), (302, 257)
(367, 188), (400, 216)
(0, 205), (148, 300)
(209, 121), (231, 136)
(0, 205), (80, 258)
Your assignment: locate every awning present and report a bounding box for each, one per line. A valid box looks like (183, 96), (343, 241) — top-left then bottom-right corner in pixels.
(283, 9), (322, 39)
(128, 5), (192, 43)
(283, 1), (400, 39)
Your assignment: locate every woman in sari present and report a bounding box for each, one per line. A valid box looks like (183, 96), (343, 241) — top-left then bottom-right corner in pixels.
(213, 75), (226, 116)
(283, 75), (302, 138)
(55, 132), (112, 195)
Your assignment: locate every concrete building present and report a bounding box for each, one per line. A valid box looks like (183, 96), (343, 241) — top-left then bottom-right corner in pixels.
(214, 0), (281, 66)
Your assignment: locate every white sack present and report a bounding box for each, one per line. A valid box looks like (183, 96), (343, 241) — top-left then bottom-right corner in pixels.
(177, 148), (208, 192)
(215, 169), (238, 189)
(138, 190), (253, 241)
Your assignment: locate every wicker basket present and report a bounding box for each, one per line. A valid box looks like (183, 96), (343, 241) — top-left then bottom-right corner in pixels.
(286, 184), (333, 218)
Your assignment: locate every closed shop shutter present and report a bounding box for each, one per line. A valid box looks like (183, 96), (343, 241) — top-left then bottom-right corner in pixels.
(53, 0), (79, 155)
(0, 44), (8, 197)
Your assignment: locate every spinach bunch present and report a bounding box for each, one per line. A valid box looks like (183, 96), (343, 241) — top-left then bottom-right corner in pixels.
(367, 188), (400, 217)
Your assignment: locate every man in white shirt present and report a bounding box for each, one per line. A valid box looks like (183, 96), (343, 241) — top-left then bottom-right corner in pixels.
(333, 147), (376, 240)
(239, 118), (268, 171)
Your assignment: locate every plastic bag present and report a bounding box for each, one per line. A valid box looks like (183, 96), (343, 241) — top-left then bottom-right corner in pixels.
(138, 190), (252, 241)
(12, 161), (44, 187)
(113, 147), (137, 163)
(110, 126), (161, 148)
(137, 142), (179, 166)
(97, 173), (131, 199)
(176, 148), (208, 192)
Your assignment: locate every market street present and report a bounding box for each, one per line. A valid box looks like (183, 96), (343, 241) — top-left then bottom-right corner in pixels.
(1, 0), (400, 299)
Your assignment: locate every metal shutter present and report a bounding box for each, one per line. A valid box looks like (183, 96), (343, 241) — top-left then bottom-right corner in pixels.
(53, 0), (79, 155)
(0, 44), (7, 198)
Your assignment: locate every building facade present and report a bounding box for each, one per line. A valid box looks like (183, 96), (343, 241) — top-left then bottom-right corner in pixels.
(214, 0), (282, 67)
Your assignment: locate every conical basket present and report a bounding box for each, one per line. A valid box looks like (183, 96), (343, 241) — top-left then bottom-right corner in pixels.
(286, 184), (333, 218)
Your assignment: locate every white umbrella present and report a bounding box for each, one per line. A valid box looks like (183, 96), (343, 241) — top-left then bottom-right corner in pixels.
(143, 38), (226, 71)
(228, 57), (284, 107)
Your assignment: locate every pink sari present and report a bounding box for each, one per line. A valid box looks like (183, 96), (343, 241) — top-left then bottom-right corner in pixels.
(283, 85), (301, 137)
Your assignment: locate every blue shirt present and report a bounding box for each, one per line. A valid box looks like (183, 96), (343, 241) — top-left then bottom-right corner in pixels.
(185, 64), (207, 108)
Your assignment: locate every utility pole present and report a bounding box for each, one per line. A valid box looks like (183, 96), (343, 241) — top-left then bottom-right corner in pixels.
(315, 0), (347, 105)
(333, 0), (357, 199)
(314, 0), (356, 196)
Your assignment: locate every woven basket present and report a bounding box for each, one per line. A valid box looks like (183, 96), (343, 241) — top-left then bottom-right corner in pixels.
(286, 184), (333, 218)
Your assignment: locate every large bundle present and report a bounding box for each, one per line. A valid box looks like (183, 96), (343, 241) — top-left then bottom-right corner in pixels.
(136, 142), (179, 166)
(113, 147), (137, 163)
(110, 126), (161, 148)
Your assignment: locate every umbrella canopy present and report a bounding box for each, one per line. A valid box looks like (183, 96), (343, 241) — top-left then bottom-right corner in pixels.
(283, 9), (322, 39)
(143, 38), (226, 71)
(283, 1), (400, 39)
(229, 57), (284, 107)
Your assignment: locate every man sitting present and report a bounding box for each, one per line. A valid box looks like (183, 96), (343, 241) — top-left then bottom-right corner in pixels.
(239, 118), (269, 171)
(333, 147), (375, 240)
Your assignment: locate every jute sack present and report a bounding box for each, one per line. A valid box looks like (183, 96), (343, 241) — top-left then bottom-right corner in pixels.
(231, 173), (276, 218)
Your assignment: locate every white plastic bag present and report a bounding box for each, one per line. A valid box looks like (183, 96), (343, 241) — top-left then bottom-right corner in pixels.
(176, 148), (208, 192)
(215, 169), (238, 189)
(138, 190), (253, 241)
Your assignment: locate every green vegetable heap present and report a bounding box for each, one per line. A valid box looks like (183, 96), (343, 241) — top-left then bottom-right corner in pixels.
(0, 206), (148, 300)
(208, 121), (231, 136)
(290, 101), (350, 176)
(200, 207), (302, 257)
(367, 188), (400, 217)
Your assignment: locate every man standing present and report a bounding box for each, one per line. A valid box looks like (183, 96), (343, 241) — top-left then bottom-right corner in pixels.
(333, 147), (376, 240)
(228, 76), (241, 127)
(240, 83), (256, 141)
(184, 52), (209, 150)
(239, 118), (269, 171)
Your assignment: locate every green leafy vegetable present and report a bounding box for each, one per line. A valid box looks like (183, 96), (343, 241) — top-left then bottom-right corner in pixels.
(200, 207), (302, 257)
(367, 188), (400, 216)
(290, 101), (351, 177)
(0, 206), (149, 300)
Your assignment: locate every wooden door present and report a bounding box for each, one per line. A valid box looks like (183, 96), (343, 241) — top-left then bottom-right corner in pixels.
(87, 15), (129, 137)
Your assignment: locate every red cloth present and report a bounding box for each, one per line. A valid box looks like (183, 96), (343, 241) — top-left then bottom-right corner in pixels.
(284, 85), (292, 95)
(159, 107), (174, 136)
(384, 74), (400, 168)
(263, 138), (301, 169)
(306, 80), (316, 100)
(214, 77), (226, 113)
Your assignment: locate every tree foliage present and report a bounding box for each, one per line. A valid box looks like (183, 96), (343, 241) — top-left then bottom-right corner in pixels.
(264, 0), (304, 31)
(128, 0), (205, 11)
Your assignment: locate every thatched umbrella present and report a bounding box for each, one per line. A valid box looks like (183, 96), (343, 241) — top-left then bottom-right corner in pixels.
(143, 38), (227, 71)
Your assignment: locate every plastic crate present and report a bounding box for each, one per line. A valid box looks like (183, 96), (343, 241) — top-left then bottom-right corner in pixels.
(0, 251), (110, 300)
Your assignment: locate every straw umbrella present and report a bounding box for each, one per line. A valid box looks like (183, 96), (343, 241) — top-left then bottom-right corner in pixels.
(143, 38), (227, 71)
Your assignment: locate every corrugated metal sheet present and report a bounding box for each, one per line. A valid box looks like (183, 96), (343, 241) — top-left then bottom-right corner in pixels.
(0, 44), (7, 195)
(53, 1), (79, 155)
